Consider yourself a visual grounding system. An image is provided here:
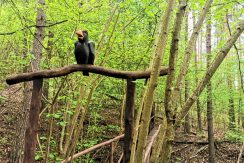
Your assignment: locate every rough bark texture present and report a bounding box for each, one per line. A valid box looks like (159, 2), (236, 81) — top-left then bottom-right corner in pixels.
(160, 1), (187, 162)
(9, 35), (31, 163)
(184, 79), (190, 133)
(124, 80), (135, 163)
(9, 0), (46, 162)
(175, 0), (213, 90)
(227, 78), (236, 130)
(6, 65), (169, 85)
(172, 1), (213, 133)
(164, 0), (187, 119)
(196, 98), (202, 131)
(176, 20), (244, 126)
(206, 15), (216, 163)
(23, 79), (43, 163)
(134, 0), (175, 162)
(130, 86), (147, 163)
(193, 11), (202, 132)
(184, 11), (190, 134)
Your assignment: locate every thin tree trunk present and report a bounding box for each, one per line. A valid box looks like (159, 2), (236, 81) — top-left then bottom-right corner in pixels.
(206, 13), (216, 163)
(184, 11), (190, 134)
(193, 11), (202, 132)
(175, 20), (244, 126)
(9, 35), (31, 163)
(134, 1), (175, 162)
(184, 79), (190, 133)
(42, 31), (54, 108)
(123, 79), (135, 163)
(9, 0), (46, 162)
(174, 0), (213, 91)
(130, 86), (146, 163)
(159, 1), (187, 162)
(172, 0), (213, 134)
(227, 78), (236, 130)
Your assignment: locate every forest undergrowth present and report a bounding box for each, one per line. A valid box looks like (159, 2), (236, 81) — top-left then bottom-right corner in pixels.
(0, 85), (243, 162)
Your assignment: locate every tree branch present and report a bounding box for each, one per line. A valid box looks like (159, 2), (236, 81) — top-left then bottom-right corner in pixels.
(6, 64), (169, 85)
(226, 13), (244, 92)
(61, 134), (124, 163)
(0, 20), (68, 35)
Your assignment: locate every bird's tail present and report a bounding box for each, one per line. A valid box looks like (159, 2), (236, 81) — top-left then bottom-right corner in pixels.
(83, 71), (89, 76)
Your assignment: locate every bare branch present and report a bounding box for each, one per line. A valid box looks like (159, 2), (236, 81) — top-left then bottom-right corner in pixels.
(0, 20), (68, 35)
(6, 64), (169, 85)
(61, 134), (124, 163)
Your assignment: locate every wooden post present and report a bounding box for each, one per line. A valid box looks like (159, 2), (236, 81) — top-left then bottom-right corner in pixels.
(24, 79), (43, 163)
(124, 79), (135, 163)
(110, 142), (114, 163)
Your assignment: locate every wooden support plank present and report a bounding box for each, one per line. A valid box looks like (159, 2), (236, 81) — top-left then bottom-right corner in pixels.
(124, 79), (136, 163)
(110, 142), (114, 163)
(24, 79), (43, 163)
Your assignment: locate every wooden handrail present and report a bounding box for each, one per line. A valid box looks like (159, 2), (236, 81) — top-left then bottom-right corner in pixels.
(6, 64), (169, 85)
(61, 134), (124, 163)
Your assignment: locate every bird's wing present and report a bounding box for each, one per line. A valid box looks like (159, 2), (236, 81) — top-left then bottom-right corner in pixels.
(88, 41), (95, 55)
(74, 41), (79, 48)
(88, 41), (95, 64)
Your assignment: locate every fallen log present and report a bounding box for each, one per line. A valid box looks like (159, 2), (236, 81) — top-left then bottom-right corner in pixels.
(173, 140), (238, 145)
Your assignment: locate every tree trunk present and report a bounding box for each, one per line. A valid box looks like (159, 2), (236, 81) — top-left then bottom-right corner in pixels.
(9, 0), (46, 162)
(184, 11), (190, 134)
(123, 79), (135, 163)
(227, 78), (236, 130)
(184, 79), (190, 133)
(9, 33), (30, 163)
(134, 0), (175, 162)
(193, 11), (202, 132)
(159, 1), (187, 162)
(206, 14), (216, 163)
(42, 31), (54, 108)
(172, 0), (213, 134)
(175, 0), (213, 91)
(176, 20), (244, 126)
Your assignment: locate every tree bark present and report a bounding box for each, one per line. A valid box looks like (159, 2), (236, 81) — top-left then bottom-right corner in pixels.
(134, 0), (175, 162)
(24, 79), (43, 163)
(9, 35), (31, 163)
(176, 20), (244, 126)
(6, 65), (169, 85)
(172, 1), (213, 134)
(9, 0), (46, 162)
(227, 78), (236, 130)
(206, 14), (216, 163)
(175, 0), (213, 91)
(184, 11), (190, 134)
(123, 79), (135, 163)
(193, 11), (202, 132)
(184, 79), (190, 133)
(159, 1), (187, 162)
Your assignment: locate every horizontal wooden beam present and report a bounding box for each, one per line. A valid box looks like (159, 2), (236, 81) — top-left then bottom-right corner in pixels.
(61, 134), (124, 163)
(6, 64), (169, 85)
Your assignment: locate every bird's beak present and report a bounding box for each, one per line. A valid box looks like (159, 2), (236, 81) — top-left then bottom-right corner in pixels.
(75, 30), (84, 39)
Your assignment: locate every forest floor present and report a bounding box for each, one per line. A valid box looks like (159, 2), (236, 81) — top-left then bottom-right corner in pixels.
(171, 131), (243, 163)
(0, 85), (243, 162)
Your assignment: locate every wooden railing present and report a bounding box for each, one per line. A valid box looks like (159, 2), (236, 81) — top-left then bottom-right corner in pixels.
(6, 64), (168, 163)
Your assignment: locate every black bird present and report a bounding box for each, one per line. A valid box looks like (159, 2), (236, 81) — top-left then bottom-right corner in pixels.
(74, 30), (95, 76)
